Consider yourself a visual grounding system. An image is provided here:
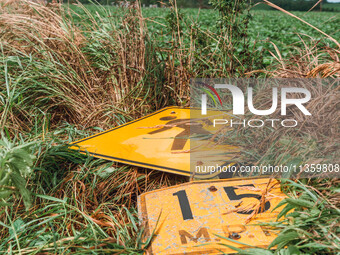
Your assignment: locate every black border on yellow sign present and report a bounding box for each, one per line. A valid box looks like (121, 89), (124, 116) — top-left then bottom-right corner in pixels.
(71, 107), (198, 176)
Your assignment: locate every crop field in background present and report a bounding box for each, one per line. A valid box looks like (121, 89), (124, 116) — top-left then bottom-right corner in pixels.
(0, 0), (339, 254)
(323, 2), (340, 11)
(72, 5), (340, 65)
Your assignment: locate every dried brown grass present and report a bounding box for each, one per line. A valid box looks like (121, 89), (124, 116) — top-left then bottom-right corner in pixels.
(41, 166), (185, 244)
(242, 15), (340, 169)
(0, 0), (165, 132)
(262, 0), (340, 79)
(265, 41), (339, 163)
(0, 1), (339, 252)
(232, 77), (340, 173)
(269, 43), (340, 78)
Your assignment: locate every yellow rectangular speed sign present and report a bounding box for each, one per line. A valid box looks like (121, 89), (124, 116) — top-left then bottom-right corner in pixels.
(70, 107), (239, 178)
(138, 178), (285, 254)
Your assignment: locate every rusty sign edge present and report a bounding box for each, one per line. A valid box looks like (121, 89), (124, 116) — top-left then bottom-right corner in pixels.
(138, 177), (283, 255)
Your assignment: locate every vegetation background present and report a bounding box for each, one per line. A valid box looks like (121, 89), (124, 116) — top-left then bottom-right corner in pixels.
(0, 0), (339, 254)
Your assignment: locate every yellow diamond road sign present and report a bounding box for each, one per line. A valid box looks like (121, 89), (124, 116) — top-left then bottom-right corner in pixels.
(138, 178), (286, 255)
(70, 107), (239, 177)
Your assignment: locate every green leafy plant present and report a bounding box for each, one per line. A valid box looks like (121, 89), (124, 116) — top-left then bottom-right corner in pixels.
(0, 1), (338, 253)
(0, 134), (36, 209)
(268, 179), (340, 254)
(209, 0), (263, 74)
(217, 179), (340, 254)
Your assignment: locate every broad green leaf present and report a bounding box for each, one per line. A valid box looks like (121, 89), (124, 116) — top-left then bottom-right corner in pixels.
(269, 230), (299, 249)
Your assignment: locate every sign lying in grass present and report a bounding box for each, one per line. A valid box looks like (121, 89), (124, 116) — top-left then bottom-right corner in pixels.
(70, 107), (239, 178)
(138, 178), (285, 255)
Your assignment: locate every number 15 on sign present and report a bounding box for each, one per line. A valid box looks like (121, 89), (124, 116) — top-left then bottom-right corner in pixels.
(138, 178), (286, 255)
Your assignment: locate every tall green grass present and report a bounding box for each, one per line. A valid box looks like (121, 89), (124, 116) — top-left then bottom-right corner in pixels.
(218, 179), (340, 254)
(0, 0), (339, 254)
